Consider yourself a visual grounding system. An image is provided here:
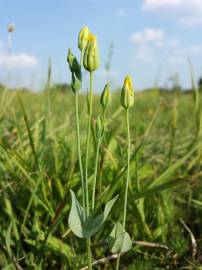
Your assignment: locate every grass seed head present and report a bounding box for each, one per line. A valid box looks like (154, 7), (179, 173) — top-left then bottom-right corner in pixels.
(121, 75), (134, 109)
(8, 23), (15, 33)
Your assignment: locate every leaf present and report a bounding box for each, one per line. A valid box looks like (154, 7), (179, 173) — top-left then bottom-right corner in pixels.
(68, 190), (118, 238)
(68, 190), (85, 238)
(25, 232), (73, 259)
(108, 222), (132, 254)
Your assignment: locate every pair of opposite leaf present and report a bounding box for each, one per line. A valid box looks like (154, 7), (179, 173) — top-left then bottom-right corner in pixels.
(68, 190), (132, 254)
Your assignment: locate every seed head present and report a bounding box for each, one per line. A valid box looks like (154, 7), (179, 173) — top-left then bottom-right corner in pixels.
(100, 83), (111, 109)
(78, 26), (90, 52)
(121, 76), (134, 109)
(83, 34), (99, 72)
(8, 23), (15, 33)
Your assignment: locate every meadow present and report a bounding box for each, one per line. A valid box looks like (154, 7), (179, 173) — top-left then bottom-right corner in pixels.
(0, 28), (202, 270)
(0, 83), (201, 269)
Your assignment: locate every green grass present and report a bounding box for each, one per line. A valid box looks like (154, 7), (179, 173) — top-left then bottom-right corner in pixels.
(0, 86), (201, 269)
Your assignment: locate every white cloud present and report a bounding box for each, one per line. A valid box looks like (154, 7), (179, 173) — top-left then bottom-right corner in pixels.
(131, 28), (164, 46)
(135, 45), (154, 61)
(131, 28), (165, 61)
(142, 0), (202, 26)
(167, 56), (185, 64)
(180, 16), (202, 26)
(143, 0), (202, 10)
(97, 68), (119, 78)
(0, 40), (38, 68)
(0, 51), (38, 68)
(116, 9), (126, 17)
(143, 0), (181, 9)
(131, 27), (202, 64)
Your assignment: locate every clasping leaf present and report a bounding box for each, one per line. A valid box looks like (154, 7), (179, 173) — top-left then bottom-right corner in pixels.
(68, 190), (118, 238)
(108, 221), (132, 253)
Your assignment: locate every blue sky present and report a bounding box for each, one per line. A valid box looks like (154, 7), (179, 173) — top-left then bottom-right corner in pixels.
(0, 0), (202, 91)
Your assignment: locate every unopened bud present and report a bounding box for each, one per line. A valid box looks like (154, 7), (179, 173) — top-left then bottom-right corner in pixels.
(83, 34), (99, 72)
(95, 116), (104, 140)
(121, 76), (134, 109)
(67, 49), (82, 93)
(100, 83), (111, 109)
(78, 26), (90, 52)
(67, 49), (74, 72)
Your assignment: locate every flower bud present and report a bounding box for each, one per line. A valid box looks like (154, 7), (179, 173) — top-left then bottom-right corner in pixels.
(78, 26), (90, 51)
(100, 83), (111, 109)
(83, 34), (99, 72)
(71, 72), (82, 93)
(121, 76), (134, 109)
(67, 49), (82, 93)
(67, 49), (74, 72)
(95, 116), (104, 140)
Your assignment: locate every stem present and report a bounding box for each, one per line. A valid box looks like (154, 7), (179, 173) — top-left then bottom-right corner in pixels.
(168, 126), (176, 166)
(92, 108), (106, 210)
(75, 92), (85, 211)
(102, 109), (106, 125)
(85, 71), (93, 215)
(92, 139), (101, 211)
(123, 109), (130, 229)
(116, 254), (121, 270)
(116, 109), (131, 270)
(87, 238), (92, 270)
(80, 50), (84, 67)
(85, 71), (93, 269)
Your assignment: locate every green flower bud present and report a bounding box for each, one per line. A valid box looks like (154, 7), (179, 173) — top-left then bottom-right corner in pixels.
(67, 49), (82, 93)
(100, 83), (111, 109)
(78, 26), (90, 52)
(95, 116), (104, 140)
(83, 34), (99, 72)
(67, 49), (74, 72)
(71, 72), (82, 93)
(121, 76), (134, 109)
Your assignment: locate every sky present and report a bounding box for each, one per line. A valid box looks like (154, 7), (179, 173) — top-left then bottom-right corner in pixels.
(0, 0), (202, 91)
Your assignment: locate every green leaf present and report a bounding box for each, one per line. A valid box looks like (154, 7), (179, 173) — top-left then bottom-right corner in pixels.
(68, 190), (118, 238)
(108, 222), (132, 254)
(25, 232), (73, 259)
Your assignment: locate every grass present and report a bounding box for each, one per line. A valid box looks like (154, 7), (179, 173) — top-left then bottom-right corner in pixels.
(0, 85), (201, 269)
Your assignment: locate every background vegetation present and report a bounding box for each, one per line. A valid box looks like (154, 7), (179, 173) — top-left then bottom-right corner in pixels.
(0, 82), (201, 269)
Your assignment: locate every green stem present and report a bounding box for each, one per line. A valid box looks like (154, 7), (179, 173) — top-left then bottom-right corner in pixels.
(123, 109), (130, 229)
(80, 50), (84, 67)
(92, 139), (101, 211)
(75, 92), (85, 212)
(92, 108), (106, 210)
(116, 109), (131, 270)
(116, 254), (121, 270)
(85, 71), (93, 215)
(97, 109), (106, 194)
(87, 238), (92, 270)
(85, 71), (93, 269)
